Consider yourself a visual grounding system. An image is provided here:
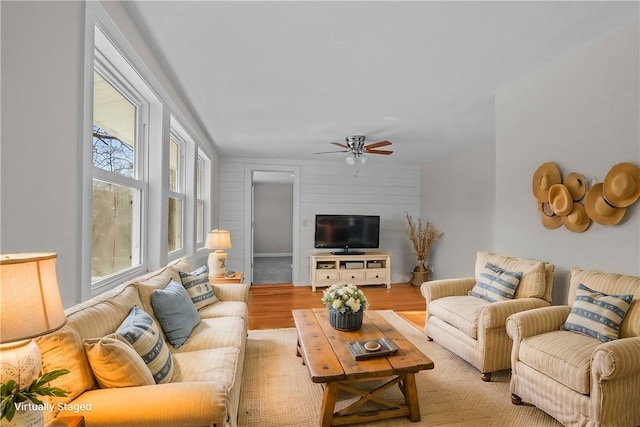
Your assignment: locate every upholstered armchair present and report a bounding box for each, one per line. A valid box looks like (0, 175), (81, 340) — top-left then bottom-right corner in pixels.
(421, 251), (554, 381)
(506, 268), (640, 427)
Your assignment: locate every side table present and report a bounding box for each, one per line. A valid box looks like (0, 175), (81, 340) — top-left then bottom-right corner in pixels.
(46, 416), (85, 427)
(209, 271), (244, 284)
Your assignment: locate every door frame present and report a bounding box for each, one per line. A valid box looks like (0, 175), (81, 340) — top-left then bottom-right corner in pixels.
(244, 164), (300, 285)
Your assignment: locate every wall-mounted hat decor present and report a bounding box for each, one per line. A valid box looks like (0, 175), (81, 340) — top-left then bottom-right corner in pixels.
(603, 162), (640, 208)
(564, 172), (587, 201)
(538, 202), (562, 229)
(584, 183), (626, 225)
(532, 162), (562, 203)
(548, 184), (573, 216)
(562, 203), (590, 233)
(531, 161), (639, 232)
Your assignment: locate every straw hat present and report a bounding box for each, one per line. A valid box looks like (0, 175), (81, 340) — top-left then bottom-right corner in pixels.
(532, 162), (561, 202)
(603, 163), (640, 208)
(538, 202), (562, 229)
(548, 184), (573, 216)
(562, 203), (591, 233)
(584, 183), (626, 225)
(564, 172), (587, 202)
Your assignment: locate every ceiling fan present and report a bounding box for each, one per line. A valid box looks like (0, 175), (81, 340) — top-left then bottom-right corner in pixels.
(315, 135), (393, 165)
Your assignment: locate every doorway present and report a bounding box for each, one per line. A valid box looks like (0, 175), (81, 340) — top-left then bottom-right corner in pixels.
(244, 165), (300, 285)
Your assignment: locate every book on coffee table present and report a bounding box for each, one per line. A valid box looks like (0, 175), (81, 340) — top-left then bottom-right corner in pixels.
(346, 337), (399, 361)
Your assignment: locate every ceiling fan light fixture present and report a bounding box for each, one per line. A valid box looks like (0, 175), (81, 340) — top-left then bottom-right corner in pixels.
(359, 154), (368, 164)
(345, 154), (355, 165)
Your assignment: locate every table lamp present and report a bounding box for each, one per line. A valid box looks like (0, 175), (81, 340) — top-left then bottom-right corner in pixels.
(205, 229), (231, 278)
(0, 253), (67, 423)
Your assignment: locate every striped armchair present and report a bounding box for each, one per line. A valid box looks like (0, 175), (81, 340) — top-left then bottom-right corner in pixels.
(421, 251), (554, 381)
(506, 268), (640, 427)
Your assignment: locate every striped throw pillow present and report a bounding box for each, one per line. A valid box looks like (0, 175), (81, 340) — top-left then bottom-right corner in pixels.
(115, 306), (173, 384)
(561, 283), (633, 342)
(469, 262), (522, 302)
(179, 265), (217, 309)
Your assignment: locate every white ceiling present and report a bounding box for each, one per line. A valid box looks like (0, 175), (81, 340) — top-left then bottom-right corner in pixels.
(123, 1), (638, 165)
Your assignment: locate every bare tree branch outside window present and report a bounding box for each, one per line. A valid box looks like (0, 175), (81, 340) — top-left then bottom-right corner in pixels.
(92, 126), (134, 177)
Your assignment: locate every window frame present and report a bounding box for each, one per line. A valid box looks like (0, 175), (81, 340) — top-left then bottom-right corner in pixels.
(83, 6), (216, 298)
(90, 50), (151, 292)
(167, 131), (186, 256)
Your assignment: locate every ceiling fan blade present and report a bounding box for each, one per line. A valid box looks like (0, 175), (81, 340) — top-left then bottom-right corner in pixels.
(314, 150), (348, 154)
(365, 149), (393, 155)
(330, 142), (349, 149)
(365, 140), (392, 149)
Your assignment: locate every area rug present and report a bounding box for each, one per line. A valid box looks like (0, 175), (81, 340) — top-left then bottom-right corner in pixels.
(238, 310), (561, 427)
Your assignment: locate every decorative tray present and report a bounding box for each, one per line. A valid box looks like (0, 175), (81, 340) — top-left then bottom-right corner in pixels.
(346, 337), (398, 361)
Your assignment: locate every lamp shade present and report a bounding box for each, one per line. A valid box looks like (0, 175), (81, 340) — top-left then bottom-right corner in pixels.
(0, 253), (66, 343)
(205, 229), (232, 250)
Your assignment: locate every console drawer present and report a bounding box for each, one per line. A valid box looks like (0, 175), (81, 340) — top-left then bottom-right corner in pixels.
(341, 271), (365, 281)
(316, 271), (340, 282)
(366, 270), (387, 280)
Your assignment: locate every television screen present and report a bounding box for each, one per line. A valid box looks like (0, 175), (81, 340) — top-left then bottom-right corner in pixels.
(314, 214), (380, 254)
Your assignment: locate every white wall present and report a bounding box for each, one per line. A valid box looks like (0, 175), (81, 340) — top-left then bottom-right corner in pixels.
(421, 142), (496, 279)
(422, 20), (639, 305)
(1, 1), (85, 306)
(220, 158), (421, 285)
(254, 182), (293, 254)
(0, 1), (218, 306)
(494, 20), (640, 304)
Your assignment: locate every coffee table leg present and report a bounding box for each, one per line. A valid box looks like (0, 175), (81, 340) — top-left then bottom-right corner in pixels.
(403, 373), (421, 422)
(320, 382), (339, 427)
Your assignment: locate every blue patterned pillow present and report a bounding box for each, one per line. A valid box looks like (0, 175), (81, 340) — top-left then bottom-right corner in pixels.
(179, 265), (217, 309)
(115, 306), (173, 384)
(561, 283), (633, 342)
(152, 280), (200, 348)
(469, 262), (522, 302)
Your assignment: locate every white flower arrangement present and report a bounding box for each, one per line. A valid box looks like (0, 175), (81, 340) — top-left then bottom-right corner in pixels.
(321, 284), (369, 314)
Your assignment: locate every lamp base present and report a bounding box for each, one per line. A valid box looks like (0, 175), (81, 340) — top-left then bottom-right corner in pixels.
(0, 340), (44, 427)
(0, 407), (43, 427)
(208, 250), (227, 278)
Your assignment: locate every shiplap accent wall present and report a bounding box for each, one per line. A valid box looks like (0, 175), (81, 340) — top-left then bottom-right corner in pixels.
(219, 157), (421, 285)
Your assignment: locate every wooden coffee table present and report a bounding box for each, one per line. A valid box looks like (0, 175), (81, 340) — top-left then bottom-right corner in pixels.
(292, 308), (434, 427)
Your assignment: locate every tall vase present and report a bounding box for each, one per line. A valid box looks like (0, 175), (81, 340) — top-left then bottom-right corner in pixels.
(328, 308), (364, 331)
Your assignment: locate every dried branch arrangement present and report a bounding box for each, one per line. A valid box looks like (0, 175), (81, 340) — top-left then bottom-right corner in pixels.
(405, 213), (443, 272)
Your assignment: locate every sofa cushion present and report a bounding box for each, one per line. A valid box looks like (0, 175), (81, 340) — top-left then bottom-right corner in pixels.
(475, 251), (547, 299)
(428, 295), (490, 339)
(469, 262), (522, 302)
(84, 335), (155, 388)
(198, 300), (248, 320)
(561, 283), (632, 342)
(519, 330), (601, 394)
(115, 306), (174, 384)
(569, 268), (640, 338)
(171, 316), (247, 353)
(179, 265), (218, 309)
(152, 279), (201, 348)
(171, 347), (240, 385)
(64, 283), (143, 339)
(36, 326), (96, 406)
(133, 267), (181, 321)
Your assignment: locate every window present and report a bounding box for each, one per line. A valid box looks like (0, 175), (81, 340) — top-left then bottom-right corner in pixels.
(87, 21), (213, 293)
(168, 135), (184, 253)
(91, 69), (145, 283)
(196, 153), (207, 246)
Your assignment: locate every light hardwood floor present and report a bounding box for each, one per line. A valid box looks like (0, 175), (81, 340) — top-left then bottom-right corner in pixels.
(247, 283), (426, 330)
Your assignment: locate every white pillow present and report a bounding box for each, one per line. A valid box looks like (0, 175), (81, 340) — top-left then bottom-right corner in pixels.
(84, 334), (155, 388)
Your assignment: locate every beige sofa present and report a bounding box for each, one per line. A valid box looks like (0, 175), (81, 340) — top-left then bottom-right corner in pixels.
(36, 258), (249, 427)
(421, 251), (554, 381)
(506, 268), (640, 427)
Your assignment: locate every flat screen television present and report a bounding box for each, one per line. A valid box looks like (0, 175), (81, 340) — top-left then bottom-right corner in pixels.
(314, 214), (380, 255)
